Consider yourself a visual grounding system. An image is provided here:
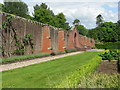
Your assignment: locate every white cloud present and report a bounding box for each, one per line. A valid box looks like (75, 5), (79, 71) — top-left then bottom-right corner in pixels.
(0, 0), (3, 4)
(44, 2), (117, 29)
(23, 1), (118, 29)
(30, 0), (119, 2)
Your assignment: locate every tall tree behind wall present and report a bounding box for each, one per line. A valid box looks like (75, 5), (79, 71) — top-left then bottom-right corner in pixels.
(3, 0), (29, 18)
(33, 3), (70, 30)
(72, 19), (88, 36)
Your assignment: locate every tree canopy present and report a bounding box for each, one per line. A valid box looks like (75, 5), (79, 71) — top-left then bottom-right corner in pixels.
(72, 19), (88, 36)
(87, 22), (118, 42)
(73, 19), (80, 25)
(3, 0), (29, 18)
(33, 3), (70, 30)
(77, 25), (88, 36)
(0, 3), (3, 11)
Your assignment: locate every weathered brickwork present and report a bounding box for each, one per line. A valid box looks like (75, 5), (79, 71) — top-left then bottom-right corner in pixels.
(1, 12), (95, 57)
(41, 25), (52, 53)
(58, 30), (65, 51)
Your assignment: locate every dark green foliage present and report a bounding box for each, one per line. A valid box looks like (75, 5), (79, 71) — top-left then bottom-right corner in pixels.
(0, 3), (3, 11)
(72, 19), (88, 36)
(3, 0), (29, 18)
(2, 53), (50, 63)
(64, 49), (77, 53)
(57, 51), (66, 55)
(76, 25), (88, 36)
(55, 13), (70, 30)
(33, 3), (70, 30)
(73, 19), (80, 25)
(99, 50), (119, 60)
(116, 20), (120, 41)
(95, 42), (120, 49)
(87, 22), (118, 42)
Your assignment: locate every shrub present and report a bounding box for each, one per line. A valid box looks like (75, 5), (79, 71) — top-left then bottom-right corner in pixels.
(64, 49), (77, 53)
(91, 46), (96, 49)
(99, 50), (119, 60)
(57, 51), (66, 55)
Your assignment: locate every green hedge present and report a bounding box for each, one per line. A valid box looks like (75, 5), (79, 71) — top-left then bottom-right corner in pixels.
(64, 49), (77, 53)
(95, 42), (120, 49)
(2, 53), (50, 64)
(56, 56), (102, 88)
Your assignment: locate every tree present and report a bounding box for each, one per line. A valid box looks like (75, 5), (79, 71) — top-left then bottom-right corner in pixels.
(73, 19), (80, 25)
(96, 14), (104, 26)
(3, 0), (29, 18)
(55, 13), (69, 30)
(33, 3), (55, 24)
(87, 22), (118, 42)
(33, 3), (70, 30)
(77, 25), (88, 36)
(116, 20), (120, 41)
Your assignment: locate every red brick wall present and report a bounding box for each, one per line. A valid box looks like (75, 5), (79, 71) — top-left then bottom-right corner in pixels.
(73, 28), (83, 48)
(1, 12), (95, 57)
(41, 26), (52, 53)
(68, 32), (75, 49)
(58, 30), (65, 51)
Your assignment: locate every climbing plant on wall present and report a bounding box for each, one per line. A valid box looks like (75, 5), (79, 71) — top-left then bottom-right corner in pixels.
(2, 14), (34, 57)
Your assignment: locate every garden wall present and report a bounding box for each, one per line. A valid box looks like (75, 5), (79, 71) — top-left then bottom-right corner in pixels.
(1, 12), (95, 57)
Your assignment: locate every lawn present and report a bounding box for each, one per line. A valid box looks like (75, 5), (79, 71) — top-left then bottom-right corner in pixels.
(2, 52), (101, 88)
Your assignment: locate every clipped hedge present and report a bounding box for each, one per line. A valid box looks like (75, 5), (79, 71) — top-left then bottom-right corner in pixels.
(56, 56), (102, 88)
(64, 49), (77, 53)
(95, 42), (120, 49)
(2, 53), (50, 64)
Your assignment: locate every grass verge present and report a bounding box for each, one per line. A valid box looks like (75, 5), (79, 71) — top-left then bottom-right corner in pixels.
(2, 53), (50, 64)
(2, 52), (102, 88)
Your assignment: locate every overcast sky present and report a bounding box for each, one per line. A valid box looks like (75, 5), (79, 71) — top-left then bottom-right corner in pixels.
(0, 0), (119, 29)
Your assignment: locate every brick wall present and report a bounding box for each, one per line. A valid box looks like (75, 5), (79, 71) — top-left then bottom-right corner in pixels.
(1, 12), (95, 57)
(58, 30), (65, 51)
(41, 25), (52, 53)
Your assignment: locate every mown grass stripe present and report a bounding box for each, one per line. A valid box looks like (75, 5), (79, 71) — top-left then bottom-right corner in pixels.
(2, 52), (102, 88)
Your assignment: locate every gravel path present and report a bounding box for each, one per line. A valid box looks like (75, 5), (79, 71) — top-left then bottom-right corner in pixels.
(0, 51), (84, 71)
(0, 49), (103, 72)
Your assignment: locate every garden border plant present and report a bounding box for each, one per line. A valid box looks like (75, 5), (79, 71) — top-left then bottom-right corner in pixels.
(1, 53), (50, 64)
